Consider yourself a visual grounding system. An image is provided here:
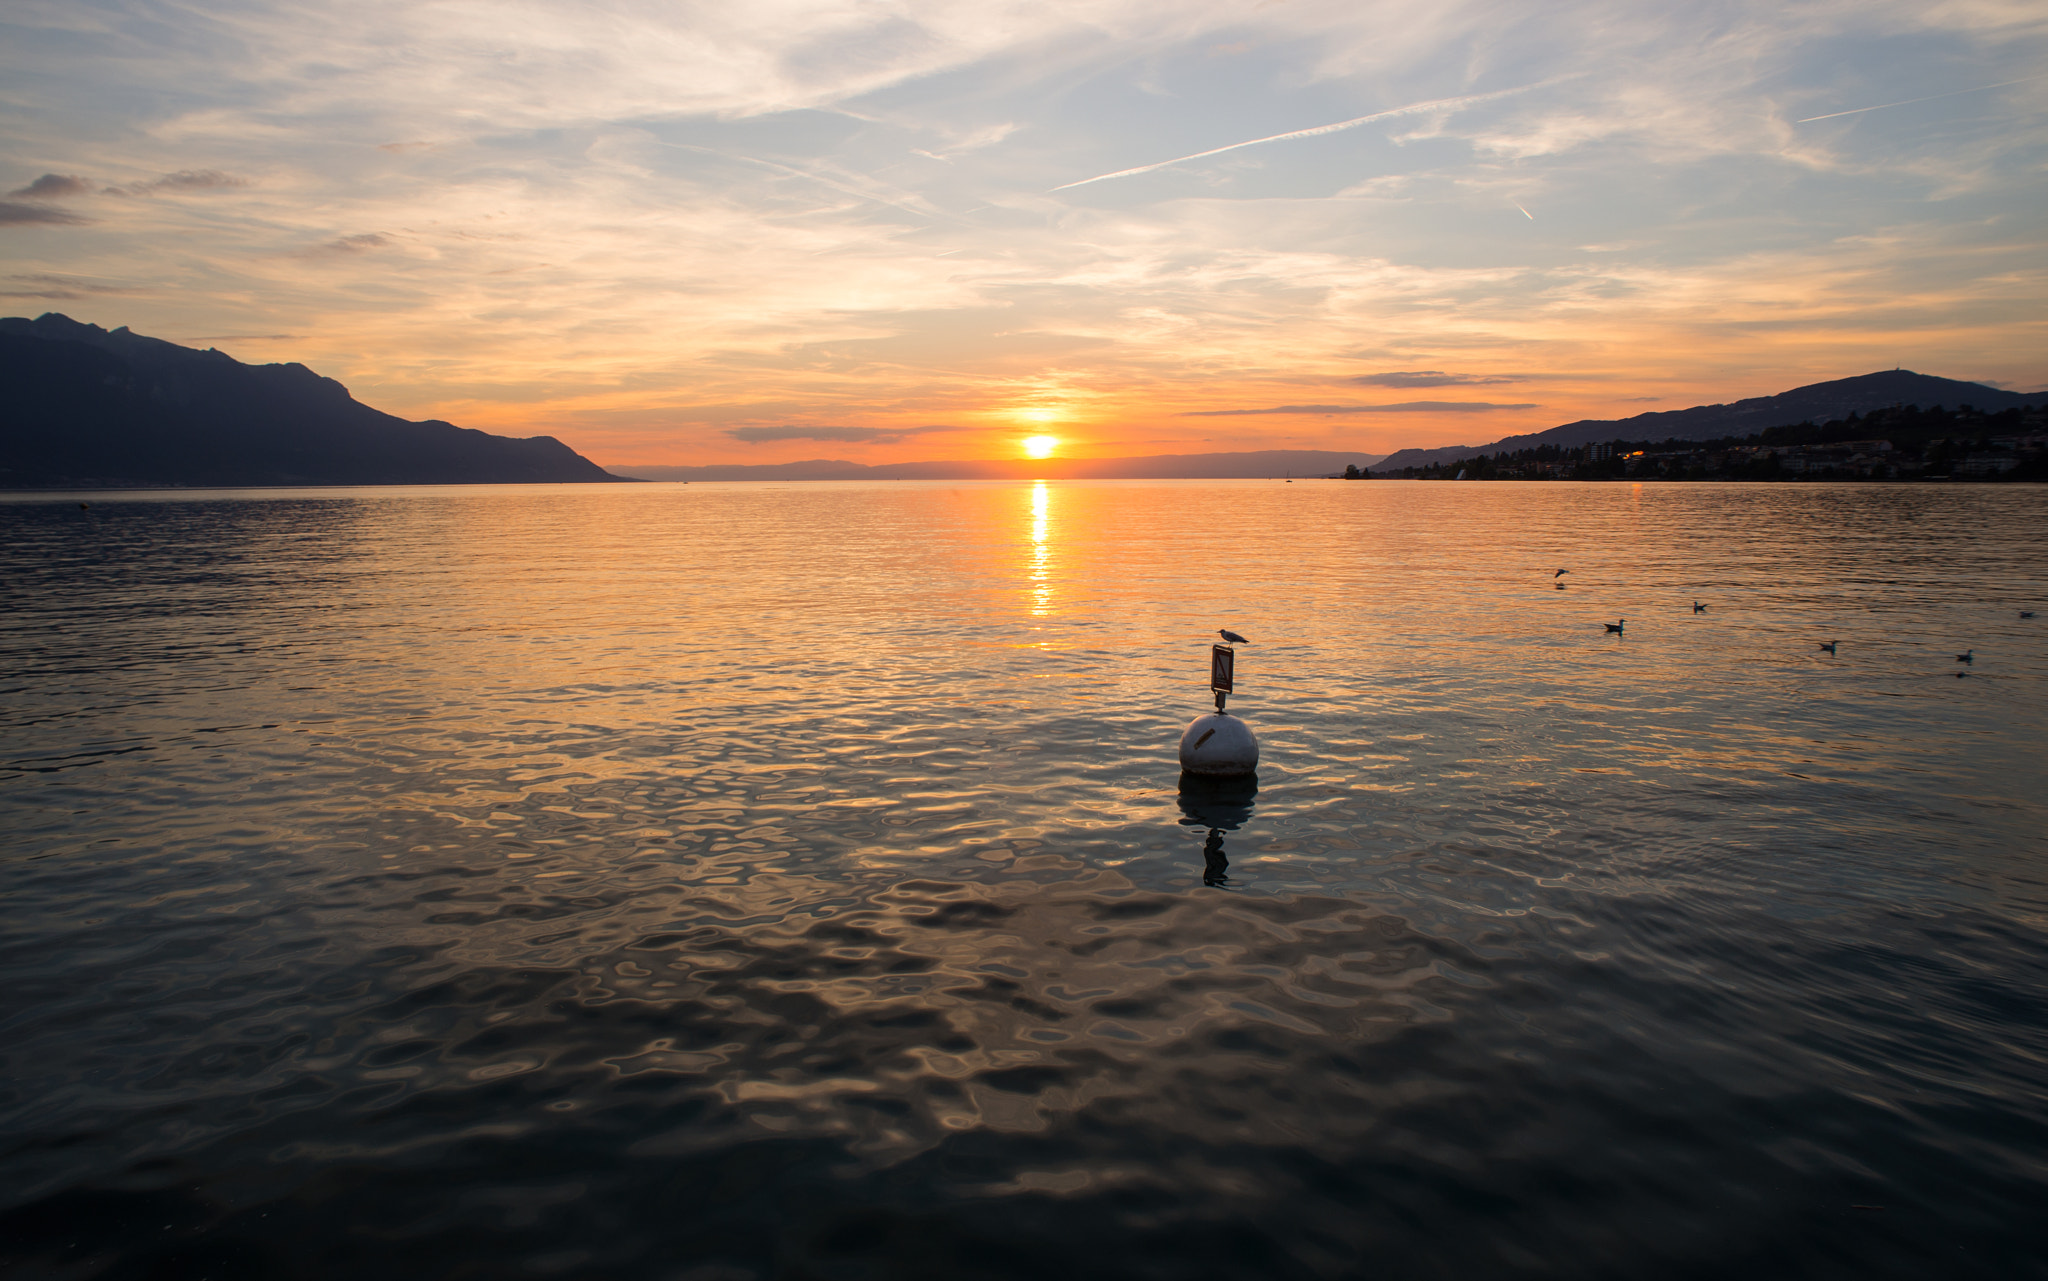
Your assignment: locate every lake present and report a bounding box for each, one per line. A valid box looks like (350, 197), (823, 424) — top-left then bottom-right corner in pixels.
(2, 480), (2044, 1280)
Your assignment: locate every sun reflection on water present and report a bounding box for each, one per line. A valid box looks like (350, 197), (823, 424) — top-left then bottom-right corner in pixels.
(1028, 481), (1053, 617)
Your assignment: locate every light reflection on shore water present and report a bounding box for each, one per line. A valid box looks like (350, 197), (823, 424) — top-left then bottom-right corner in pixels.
(1, 480), (2045, 1280)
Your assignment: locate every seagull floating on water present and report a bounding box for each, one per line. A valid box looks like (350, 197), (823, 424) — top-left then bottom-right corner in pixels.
(2022, 611), (2036, 619)
(1818, 641), (1837, 654)
(1693, 601), (1706, 613)
(1218, 628), (1250, 645)
(1603, 619), (1625, 634)
(1956, 650), (1973, 663)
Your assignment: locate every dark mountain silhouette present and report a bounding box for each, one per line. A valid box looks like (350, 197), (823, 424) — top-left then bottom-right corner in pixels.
(1374, 371), (2040, 471)
(614, 450), (1389, 482)
(0, 313), (625, 487)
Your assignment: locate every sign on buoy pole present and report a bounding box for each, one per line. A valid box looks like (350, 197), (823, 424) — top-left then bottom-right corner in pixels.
(1180, 640), (1258, 777)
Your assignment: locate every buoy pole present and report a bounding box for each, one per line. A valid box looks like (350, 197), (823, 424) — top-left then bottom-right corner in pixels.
(1179, 643), (1259, 777)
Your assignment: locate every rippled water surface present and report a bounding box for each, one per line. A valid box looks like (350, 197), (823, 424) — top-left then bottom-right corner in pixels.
(3, 480), (2046, 1280)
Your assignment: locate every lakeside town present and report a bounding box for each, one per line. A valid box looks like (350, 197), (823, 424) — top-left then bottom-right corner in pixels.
(1351, 402), (2047, 481)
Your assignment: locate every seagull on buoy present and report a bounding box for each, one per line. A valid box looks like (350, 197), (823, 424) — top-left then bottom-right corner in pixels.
(1692, 601), (1706, 614)
(1603, 619), (1625, 634)
(1956, 650), (1973, 663)
(1218, 628), (1250, 645)
(1818, 641), (1837, 654)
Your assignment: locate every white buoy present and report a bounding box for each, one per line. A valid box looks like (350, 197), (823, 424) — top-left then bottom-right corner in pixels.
(1178, 711), (1258, 777)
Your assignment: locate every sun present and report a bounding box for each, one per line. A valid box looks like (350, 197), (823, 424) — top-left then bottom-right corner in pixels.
(1022, 435), (1060, 459)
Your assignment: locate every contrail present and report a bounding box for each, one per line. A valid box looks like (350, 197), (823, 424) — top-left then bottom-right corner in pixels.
(1051, 81), (1562, 192)
(660, 141), (944, 221)
(1795, 75), (2042, 123)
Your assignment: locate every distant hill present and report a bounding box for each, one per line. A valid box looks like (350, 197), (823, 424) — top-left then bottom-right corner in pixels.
(615, 449), (1386, 482)
(1374, 371), (2041, 471)
(0, 313), (625, 488)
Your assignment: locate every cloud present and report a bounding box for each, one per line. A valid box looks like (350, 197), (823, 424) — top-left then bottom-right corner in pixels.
(2, 170), (247, 223)
(1, 273), (137, 298)
(319, 233), (390, 253)
(8, 173), (92, 200)
(1183, 402), (1539, 417)
(1353, 371), (1524, 388)
(910, 122), (1021, 162)
(151, 169), (246, 191)
(0, 201), (88, 226)
(107, 170), (249, 196)
(0, 168), (248, 231)
(727, 424), (963, 443)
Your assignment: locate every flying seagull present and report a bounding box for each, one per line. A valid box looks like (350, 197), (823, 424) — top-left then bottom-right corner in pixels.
(1603, 619), (1625, 634)
(1554, 569), (1569, 577)
(1818, 641), (1837, 654)
(1218, 629), (1250, 645)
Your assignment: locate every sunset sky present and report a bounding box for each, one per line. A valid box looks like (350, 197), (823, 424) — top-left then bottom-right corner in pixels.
(3, 0), (2044, 467)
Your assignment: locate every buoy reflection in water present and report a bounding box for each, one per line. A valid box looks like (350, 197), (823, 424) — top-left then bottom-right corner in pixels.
(1178, 770), (1258, 886)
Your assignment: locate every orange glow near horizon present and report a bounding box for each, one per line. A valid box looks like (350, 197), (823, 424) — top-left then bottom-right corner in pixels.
(7, 4), (2041, 474)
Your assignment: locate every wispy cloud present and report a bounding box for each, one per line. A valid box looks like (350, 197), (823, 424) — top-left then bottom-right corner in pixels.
(0, 201), (88, 226)
(1, 272), (137, 298)
(1353, 371), (1524, 388)
(8, 173), (92, 200)
(911, 122), (1021, 163)
(312, 233), (390, 255)
(728, 424), (963, 443)
(5, 169), (250, 205)
(1183, 402), (1539, 417)
(106, 169), (249, 197)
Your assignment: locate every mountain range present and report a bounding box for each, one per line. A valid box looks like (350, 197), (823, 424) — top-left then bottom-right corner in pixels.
(0, 313), (623, 487)
(5, 315), (2038, 488)
(1372, 371), (2041, 471)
